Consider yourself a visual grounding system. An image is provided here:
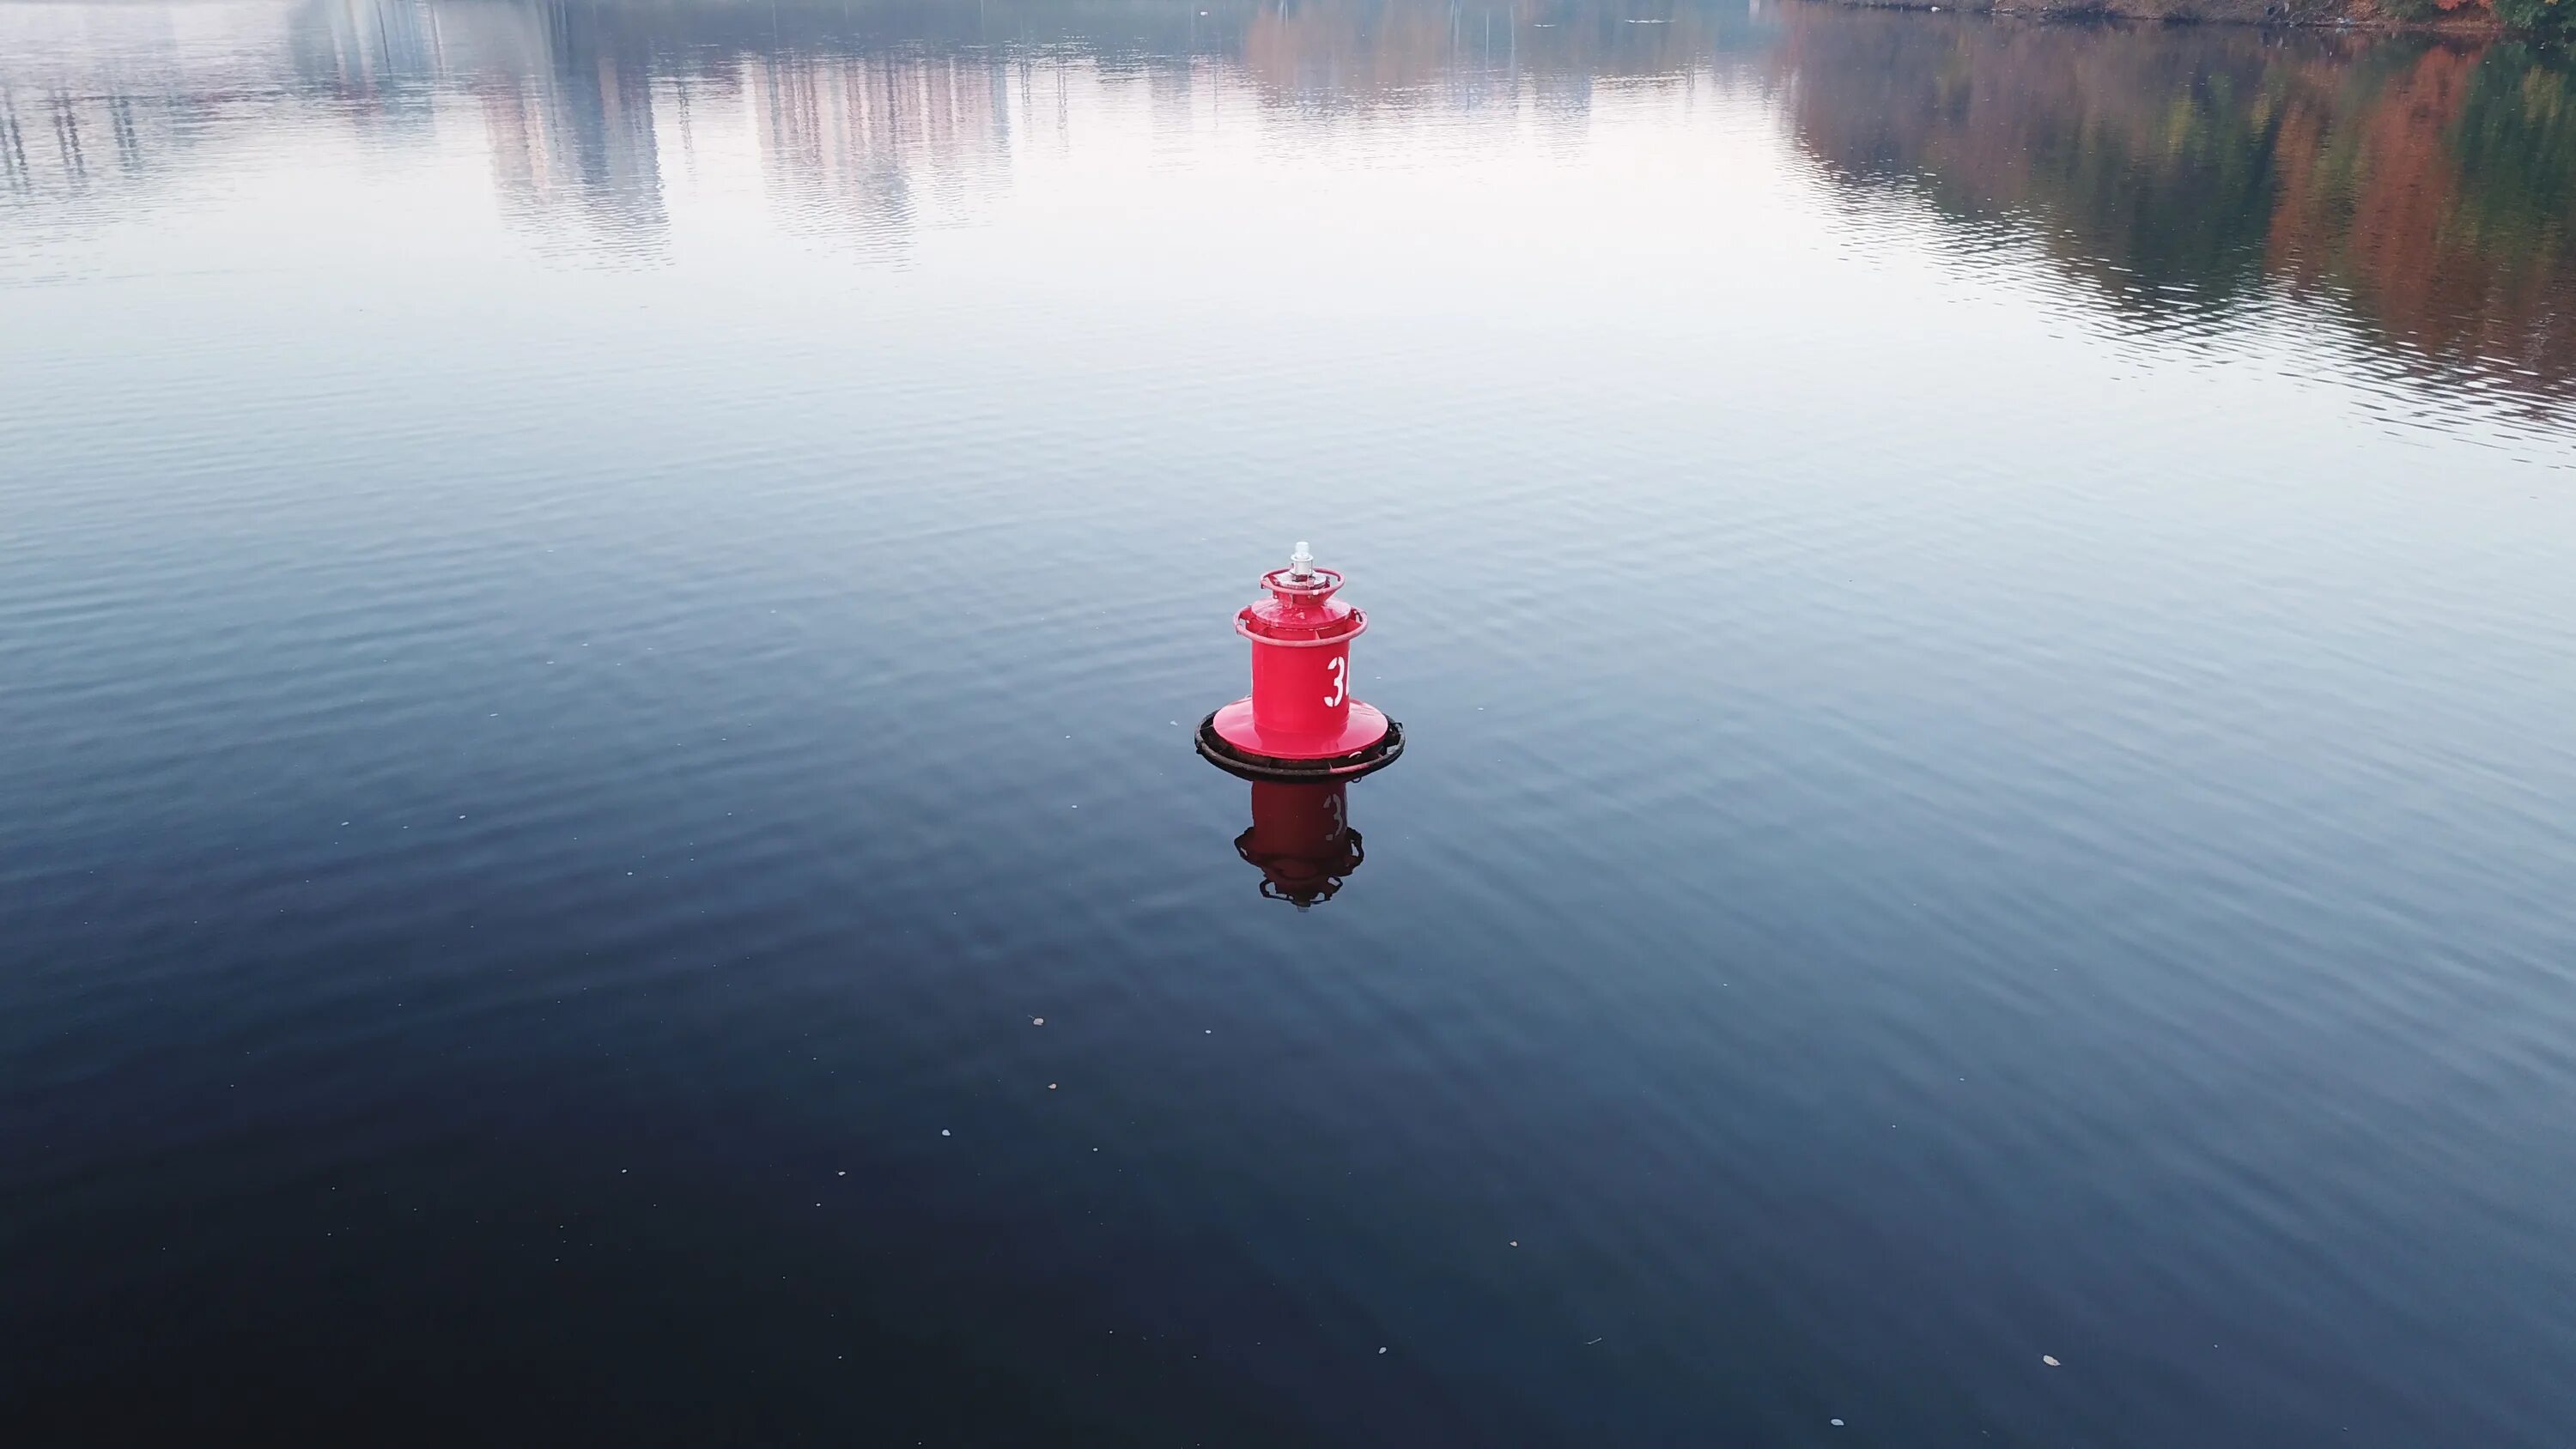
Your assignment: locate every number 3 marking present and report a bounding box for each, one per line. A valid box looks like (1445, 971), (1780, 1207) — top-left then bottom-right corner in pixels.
(1322, 657), (1346, 709)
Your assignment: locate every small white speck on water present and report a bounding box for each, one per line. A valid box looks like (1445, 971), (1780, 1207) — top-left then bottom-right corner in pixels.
(620, 1168), (628, 1173)
(940, 1129), (951, 1137)
(1831, 1419), (1844, 1428)
(2043, 1355), (2061, 1367)
(1377, 1347), (1387, 1355)
(1509, 1240), (1518, 1247)
(837, 1170), (847, 1176)
(1033, 1017), (1044, 1026)
(1048, 1083), (1058, 1089)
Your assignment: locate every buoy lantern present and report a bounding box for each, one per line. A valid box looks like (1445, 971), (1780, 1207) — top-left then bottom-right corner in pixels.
(1196, 543), (1404, 781)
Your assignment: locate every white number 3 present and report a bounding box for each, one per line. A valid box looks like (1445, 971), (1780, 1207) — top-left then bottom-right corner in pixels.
(1322, 657), (1346, 709)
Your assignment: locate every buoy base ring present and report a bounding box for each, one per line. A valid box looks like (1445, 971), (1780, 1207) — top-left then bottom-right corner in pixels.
(1196, 707), (1404, 782)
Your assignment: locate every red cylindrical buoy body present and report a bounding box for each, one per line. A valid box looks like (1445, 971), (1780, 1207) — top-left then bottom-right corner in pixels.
(1197, 543), (1403, 781)
(1247, 619), (1353, 740)
(1236, 780), (1365, 907)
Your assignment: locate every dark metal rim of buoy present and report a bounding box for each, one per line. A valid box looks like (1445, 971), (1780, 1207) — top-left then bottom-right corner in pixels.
(1195, 712), (1405, 782)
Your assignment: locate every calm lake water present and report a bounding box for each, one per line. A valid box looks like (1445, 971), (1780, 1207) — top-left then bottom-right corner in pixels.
(6, 1), (2574, 1443)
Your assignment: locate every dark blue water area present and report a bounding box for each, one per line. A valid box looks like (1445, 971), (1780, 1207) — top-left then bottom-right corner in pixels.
(7, 3), (2576, 1445)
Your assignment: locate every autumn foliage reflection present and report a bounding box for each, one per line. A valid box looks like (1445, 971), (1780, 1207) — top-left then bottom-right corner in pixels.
(10, 0), (2571, 411)
(1238, 0), (1747, 102)
(1778, 9), (2576, 405)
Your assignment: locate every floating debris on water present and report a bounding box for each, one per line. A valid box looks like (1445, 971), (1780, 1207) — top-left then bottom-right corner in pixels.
(2043, 1354), (2061, 1367)
(940, 1129), (951, 1137)
(1032, 1016), (1045, 1026)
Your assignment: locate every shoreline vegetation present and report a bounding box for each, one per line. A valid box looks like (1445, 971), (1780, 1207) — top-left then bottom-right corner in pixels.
(1827, 0), (2539, 37)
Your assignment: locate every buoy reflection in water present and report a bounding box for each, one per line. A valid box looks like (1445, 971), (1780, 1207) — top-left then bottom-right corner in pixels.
(1233, 780), (1366, 909)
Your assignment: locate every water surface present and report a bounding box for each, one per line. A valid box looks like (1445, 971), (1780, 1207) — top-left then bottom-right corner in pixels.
(5, 2), (2574, 1444)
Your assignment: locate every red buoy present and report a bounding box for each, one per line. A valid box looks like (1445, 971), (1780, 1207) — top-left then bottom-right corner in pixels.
(1234, 780), (1365, 908)
(1196, 543), (1403, 781)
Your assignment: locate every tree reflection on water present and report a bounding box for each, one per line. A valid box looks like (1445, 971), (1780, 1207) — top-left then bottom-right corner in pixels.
(3, 0), (2569, 409)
